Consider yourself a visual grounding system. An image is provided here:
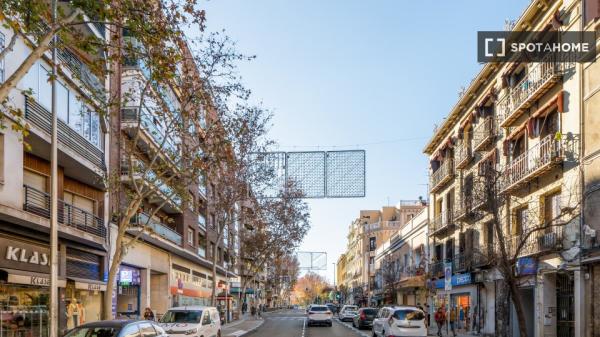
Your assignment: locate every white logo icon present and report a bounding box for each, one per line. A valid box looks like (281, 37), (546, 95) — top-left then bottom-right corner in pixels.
(484, 37), (505, 57)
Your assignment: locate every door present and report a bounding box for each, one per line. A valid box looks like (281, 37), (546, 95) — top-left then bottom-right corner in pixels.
(200, 311), (212, 336)
(556, 273), (574, 337)
(373, 308), (387, 335)
(210, 309), (220, 336)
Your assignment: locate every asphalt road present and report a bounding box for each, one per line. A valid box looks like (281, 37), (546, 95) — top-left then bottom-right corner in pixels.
(243, 309), (371, 337)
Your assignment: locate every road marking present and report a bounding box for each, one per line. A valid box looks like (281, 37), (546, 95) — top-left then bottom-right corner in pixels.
(301, 318), (306, 337)
(230, 330), (247, 337)
(335, 318), (371, 337)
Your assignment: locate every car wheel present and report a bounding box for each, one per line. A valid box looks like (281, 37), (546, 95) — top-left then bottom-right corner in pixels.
(328, 322), (332, 327)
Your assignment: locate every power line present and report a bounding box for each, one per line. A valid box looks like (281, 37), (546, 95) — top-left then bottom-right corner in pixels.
(276, 136), (428, 150)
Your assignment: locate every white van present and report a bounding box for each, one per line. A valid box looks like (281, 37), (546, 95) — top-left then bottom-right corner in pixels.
(159, 306), (221, 337)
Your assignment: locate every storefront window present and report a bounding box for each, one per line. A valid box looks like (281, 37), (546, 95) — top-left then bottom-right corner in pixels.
(116, 266), (141, 319)
(65, 282), (102, 328)
(0, 284), (49, 337)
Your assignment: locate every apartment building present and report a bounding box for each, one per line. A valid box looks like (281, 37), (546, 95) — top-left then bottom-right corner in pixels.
(0, 8), (239, 335)
(340, 201), (426, 305)
(423, 1), (599, 336)
(373, 209), (428, 307)
(336, 253), (347, 290)
(0, 17), (110, 335)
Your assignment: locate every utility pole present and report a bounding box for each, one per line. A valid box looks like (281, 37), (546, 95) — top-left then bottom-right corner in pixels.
(49, 0), (59, 336)
(332, 262), (336, 286)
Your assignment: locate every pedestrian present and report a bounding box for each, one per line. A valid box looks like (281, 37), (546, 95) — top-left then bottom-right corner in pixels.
(143, 307), (154, 321)
(251, 305), (256, 318)
(242, 302), (247, 315)
(450, 307), (457, 337)
(434, 307), (446, 337)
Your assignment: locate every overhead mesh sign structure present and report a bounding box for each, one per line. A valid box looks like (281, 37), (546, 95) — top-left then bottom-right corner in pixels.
(297, 251), (327, 271)
(256, 150), (366, 198)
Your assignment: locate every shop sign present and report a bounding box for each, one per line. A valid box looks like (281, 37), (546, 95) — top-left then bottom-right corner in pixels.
(516, 257), (537, 276)
(0, 238), (50, 273)
(7, 273), (66, 287)
(434, 273), (472, 289)
(444, 263), (452, 291)
(118, 265), (141, 285)
(75, 281), (107, 291)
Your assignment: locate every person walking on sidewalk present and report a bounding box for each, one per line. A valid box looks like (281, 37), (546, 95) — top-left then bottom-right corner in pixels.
(434, 307), (446, 337)
(251, 305), (257, 318)
(449, 307), (457, 337)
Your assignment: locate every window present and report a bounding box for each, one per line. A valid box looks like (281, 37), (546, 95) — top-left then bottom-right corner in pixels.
(187, 228), (194, 245)
(23, 169), (47, 192)
(201, 312), (211, 325)
(369, 257), (374, 265)
(57, 81), (69, 122)
(39, 65), (52, 110)
(0, 32), (5, 83)
(544, 192), (562, 226)
(513, 207), (528, 236)
(160, 311), (202, 324)
(369, 237), (376, 251)
(119, 325), (140, 337)
(63, 191), (95, 214)
(585, 0), (600, 25)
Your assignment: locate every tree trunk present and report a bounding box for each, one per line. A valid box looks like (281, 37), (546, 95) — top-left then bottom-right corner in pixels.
(103, 227), (124, 319)
(211, 242), (219, 306)
(507, 274), (529, 337)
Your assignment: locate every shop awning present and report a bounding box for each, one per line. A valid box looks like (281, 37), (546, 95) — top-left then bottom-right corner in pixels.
(67, 277), (107, 291)
(0, 268), (66, 287)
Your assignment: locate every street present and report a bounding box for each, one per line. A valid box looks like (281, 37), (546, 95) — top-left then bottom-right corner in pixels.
(240, 309), (370, 337)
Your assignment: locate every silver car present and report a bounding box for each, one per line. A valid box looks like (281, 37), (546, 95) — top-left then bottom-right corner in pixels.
(338, 305), (358, 322)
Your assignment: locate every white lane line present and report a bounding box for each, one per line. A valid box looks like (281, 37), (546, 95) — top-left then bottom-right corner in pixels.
(334, 319), (370, 337)
(230, 330), (247, 337)
(301, 317), (306, 337)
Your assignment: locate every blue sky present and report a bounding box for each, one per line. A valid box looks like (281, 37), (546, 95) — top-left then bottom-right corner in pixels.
(199, 0), (529, 282)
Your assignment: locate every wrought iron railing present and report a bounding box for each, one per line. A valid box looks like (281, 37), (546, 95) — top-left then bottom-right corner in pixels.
(131, 212), (182, 245)
(501, 134), (563, 192)
(497, 54), (562, 126)
(430, 159), (454, 192)
(473, 116), (495, 150)
(429, 261), (444, 278)
(430, 209), (454, 235)
(23, 185), (106, 239)
(473, 246), (493, 267)
(453, 253), (468, 272)
(508, 225), (564, 257)
(455, 139), (472, 169)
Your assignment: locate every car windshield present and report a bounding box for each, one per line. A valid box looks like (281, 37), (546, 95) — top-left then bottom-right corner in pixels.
(345, 306), (358, 311)
(64, 327), (118, 337)
(310, 306), (328, 312)
(393, 309), (425, 321)
(362, 309), (378, 315)
(160, 310), (203, 323)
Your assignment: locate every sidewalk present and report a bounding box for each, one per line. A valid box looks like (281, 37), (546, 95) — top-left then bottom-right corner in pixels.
(428, 325), (480, 337)
(221, 313), (264, 337)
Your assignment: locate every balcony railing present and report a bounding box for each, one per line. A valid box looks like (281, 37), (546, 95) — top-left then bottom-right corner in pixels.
(24, 96), (105, 170)
(131, 212), (182, 245)
(120, 157), (183, 209)
(430, 159), (455, 193)
(121, 108), (180, 160)
(454, 195), (472, 221)
(23, 185), (106, 239)
(501, 134), (564, 193)
(497, 54), (563, 127)
(455, 140), (473, 169)
(56, 43), (105, 99)
(473, 246), (494, 267)
(453, 253), (468, 272)
(473, 116), (495, 151)
(430, 209), (455, 236)
(429, 261), (444, 278)
(508, 226), (564, 258)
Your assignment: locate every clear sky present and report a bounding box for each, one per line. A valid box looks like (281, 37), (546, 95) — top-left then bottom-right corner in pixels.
(198, 0), (529, 283)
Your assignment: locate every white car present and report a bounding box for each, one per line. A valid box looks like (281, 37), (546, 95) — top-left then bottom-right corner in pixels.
(159, 306), (221, 337)
(338, 305), (358, 322)
(306, 304), (333, 327)
(372, 306), (427, 337)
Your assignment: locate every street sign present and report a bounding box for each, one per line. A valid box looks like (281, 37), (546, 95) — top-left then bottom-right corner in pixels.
(444, 263), (452, 291)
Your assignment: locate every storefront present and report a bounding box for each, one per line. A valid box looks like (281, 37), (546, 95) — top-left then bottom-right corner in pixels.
(430, 273), (478, 334)
(170, 258), (212, 308)
(0, 236), (65, 337)
(116, 265), (142, 318)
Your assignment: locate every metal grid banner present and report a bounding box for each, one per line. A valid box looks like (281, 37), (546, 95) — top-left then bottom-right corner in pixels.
(253, 150), (365, 199)
(297, 251), (327, 271)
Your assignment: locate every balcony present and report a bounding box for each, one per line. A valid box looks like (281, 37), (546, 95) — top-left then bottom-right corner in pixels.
(23, 185), (106, 239)
(500, 134), (564, 194)
(472, 246), (494, 267)
(429, 209), (456, 236)
(120, 108), (180, 162)
(453, 254), (468, 272)
(508, 226), (564, 258)
(24, 96), (105, 172)
(429, 261), (444, 278)
(498, 55), (563, 127)
(455, 140), (473, 169)
(454, 194), (474, 222)
(130, 212), (182, 245)
(430, 159), (455, 193)
(473, 116), (495, 151)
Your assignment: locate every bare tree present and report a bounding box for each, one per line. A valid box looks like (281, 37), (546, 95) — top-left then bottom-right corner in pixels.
(471, 152), (581, 337)
(379, 255), (403, 305)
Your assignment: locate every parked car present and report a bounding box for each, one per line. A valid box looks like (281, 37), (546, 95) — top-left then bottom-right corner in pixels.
(64, 320), (167, 337)
(352, 307), (378, 329)
(372, 306), (427, 337)
(306, 304), (333, 327)
(325, 303), (338, 314)
(159, 306), (221, 337)
(338, 305), (358, 322)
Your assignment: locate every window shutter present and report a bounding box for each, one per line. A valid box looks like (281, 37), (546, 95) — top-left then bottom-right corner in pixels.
(585, 0), (600, 25)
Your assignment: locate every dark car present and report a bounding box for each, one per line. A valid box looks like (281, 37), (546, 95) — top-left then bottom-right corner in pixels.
(325, 303), (338, 314)
(63, 320), (167, 337)
(352, 307), (378, 330)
